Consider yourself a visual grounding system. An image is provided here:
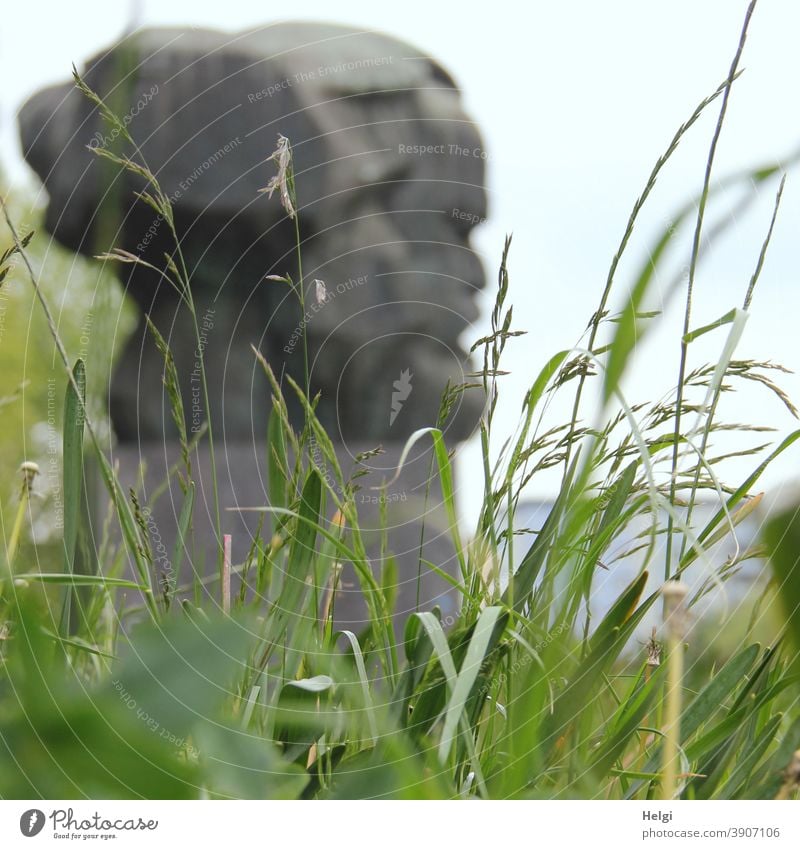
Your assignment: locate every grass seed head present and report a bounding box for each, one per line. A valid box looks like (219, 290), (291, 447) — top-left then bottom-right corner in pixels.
(259, 134), (295, 219)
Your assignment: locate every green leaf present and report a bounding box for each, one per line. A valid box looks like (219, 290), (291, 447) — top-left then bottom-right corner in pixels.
(114, 611), (255, 742)
(412, 612), (487, 793)
(234, 504), (383, 605)
(0, 590), (196, 798)
(415, 611), (458, 683)
(274, 674), (335, 764)
(389, 615), (435, 727)
(685, 706), (750, 763)
(40, 629), (116, 659)
(327, 733), (454, 799)
(195, 722), (308, 800)
(284, 675), (334, 694)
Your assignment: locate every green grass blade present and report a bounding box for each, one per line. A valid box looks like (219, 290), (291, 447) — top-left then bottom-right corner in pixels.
(286, 467), (323, 590)
(589, 571), (649, 652)
(503, 451), (580, 612)
(339, 630), (379, 745)
(413, 612), (487, 793)
(717, 714), (782, 799)
(169, 481), (195, 608)
(603, 215), (685, 402)
(41, 629), (116, 660)
(438, 606), (504, 763)
(507, 350), (570, 475)
(415, 611), (458, 682)
(598, 461), (638, 536)
(376, 427), (466, 579)
(262, 468), (323, 653)
(59, 358), (86, 635)
(591, 663), (665, 776)
(89, 443), (157, 618)
(145, 316), (190, 478)
(681, 643), (760, 742)
(680, 430), (800, 571)
(682, 307), (738, 344)
(267, 406), (289, 514)
(17, 573), (150, 589)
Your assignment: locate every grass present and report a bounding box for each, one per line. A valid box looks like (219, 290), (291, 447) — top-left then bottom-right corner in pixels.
(1, 0), (800, 799)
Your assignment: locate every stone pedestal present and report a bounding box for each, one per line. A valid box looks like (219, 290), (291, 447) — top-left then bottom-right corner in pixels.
(110, 440), (460, 631)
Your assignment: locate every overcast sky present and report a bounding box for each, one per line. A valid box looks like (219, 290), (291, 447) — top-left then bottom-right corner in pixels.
(2, 1), (799, 522)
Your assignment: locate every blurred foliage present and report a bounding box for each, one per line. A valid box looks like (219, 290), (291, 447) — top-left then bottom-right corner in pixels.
(0, 170), (134, 549)
(764, 502), (800, 676)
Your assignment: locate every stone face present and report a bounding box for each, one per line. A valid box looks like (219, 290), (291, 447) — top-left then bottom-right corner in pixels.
(18, 23), (488, 447)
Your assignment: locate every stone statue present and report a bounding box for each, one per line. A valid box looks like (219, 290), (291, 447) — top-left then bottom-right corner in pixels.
(18, 23), (488, 449)
(17, 23), (489, 627)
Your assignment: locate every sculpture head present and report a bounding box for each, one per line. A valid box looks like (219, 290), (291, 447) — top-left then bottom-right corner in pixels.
(18, 23), (488, 450)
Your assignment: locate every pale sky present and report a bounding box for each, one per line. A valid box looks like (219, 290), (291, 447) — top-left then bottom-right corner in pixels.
(2, 0), (799, 522)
